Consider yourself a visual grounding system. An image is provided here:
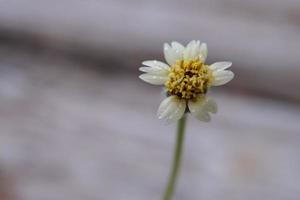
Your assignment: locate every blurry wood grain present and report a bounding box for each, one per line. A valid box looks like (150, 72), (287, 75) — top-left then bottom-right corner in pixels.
(0, 46), (299, 200)
(0, 170), (15, 200)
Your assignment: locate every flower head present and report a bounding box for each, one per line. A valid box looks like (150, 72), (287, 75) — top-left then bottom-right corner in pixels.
(139, 40), (234, 123)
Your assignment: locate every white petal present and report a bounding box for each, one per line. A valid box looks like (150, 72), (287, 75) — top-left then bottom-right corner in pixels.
(139, 73), (169, 85)
(157, 96), (186, 123)
(188, 96), (217, 122)
(212, 70), (234, 86)
(139, 67), (154, 73)
(171, 41), (185, 54)
(204, 99), (218, 114)
(188, 95), (206, 113)
(199, 43), (207, 63)
(209, 62), (232, 72)
(164, 43), (182, 66)
(142, 60), (170, 70)
(139, 67), (169, 75)
(184, 40), (200, 60)
(157, 96), (176, 119)
(195, 111), (211, 122)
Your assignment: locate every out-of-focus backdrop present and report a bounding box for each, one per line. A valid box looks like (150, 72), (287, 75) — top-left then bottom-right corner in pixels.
(0, 0), (300, 200)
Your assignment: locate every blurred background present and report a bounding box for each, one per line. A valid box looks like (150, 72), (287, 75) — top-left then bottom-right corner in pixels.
(0, 0), (300, 200)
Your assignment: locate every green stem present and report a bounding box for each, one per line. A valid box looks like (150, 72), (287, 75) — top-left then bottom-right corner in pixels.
(163, 115), (187, 200)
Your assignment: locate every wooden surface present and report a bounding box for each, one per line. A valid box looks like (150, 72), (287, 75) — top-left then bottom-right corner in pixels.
(0, 46), (300, 200)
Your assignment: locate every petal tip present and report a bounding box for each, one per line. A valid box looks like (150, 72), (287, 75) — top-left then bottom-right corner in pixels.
(138, 74), (146, 81)
(138, 67), (146, 72)
(164, 43), (170, 49)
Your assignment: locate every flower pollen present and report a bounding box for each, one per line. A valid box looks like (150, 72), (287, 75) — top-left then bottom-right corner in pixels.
(165, 59), (213, 100)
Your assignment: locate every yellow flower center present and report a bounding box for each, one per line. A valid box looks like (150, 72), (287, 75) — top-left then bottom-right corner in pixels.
(165, 59), (213, 100)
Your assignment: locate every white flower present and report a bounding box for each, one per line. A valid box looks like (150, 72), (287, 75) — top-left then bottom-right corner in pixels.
(139, 40), (234, 123)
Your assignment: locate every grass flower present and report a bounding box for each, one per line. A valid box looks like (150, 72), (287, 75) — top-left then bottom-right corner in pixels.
(139, 40), (234, 123)
(139, 40), (234, 200)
